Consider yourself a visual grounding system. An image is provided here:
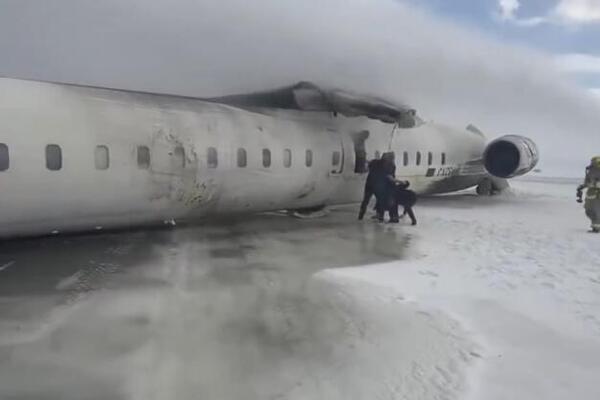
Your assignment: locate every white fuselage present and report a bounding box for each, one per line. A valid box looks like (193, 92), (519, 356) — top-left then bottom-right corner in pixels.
(0, 78), (488, 239)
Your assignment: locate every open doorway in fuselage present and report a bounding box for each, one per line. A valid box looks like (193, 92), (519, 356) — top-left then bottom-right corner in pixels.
(351, 130), (370, 174)
(327, 129), (345, 175)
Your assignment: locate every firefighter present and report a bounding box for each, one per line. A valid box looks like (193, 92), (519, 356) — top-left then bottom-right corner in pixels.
(576, 156), (600, 233)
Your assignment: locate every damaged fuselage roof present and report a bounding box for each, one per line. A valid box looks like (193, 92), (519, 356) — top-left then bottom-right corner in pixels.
(207, 81), (417, 127)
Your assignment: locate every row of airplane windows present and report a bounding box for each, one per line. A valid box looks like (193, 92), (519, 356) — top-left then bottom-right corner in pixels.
(0, 143), (446, 172)
(399, 151), (446, 167)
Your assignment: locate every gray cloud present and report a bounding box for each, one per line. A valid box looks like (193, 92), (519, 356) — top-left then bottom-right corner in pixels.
(0, 0), (598, 175)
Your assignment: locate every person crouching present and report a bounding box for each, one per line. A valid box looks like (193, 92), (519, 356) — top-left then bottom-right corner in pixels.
(394, 180), (417, 225)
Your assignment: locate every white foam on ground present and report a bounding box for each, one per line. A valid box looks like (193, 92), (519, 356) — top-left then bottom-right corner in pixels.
(0, 238), (479, 400)
(55, 270), (84, 290)
(3, 179), (597, 399)
(114, 242), (480, 400)
(333, 179), (600, 399)
(0, 260), (15, 272)
(0, 271), (480, 400)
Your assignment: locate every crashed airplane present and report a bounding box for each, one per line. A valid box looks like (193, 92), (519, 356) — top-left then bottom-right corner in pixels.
(0, 78), (538, 239)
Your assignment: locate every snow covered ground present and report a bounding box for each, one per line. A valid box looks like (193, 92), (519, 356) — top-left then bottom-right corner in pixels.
(333, 178), (600, 399)
(0, 178), (598, 400)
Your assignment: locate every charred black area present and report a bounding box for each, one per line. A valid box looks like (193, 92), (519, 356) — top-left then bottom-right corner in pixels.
(484, 140), (520, 178)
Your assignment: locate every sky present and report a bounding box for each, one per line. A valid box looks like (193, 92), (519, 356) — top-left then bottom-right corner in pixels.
(0, 0), (599, 176)
(411, 0), (600, 96)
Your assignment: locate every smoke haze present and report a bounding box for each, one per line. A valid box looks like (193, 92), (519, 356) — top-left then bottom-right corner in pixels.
(1, 0), (598, 175)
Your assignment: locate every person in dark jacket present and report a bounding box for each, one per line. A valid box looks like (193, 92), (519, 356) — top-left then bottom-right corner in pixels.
(377, 152), (399, 222)
(358, 158), (384, 220)
(358, 152), (398, 222)
(395, 180), (417, 225)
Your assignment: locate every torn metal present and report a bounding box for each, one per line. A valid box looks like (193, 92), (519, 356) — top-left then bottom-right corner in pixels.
(207, 81), (417, 127)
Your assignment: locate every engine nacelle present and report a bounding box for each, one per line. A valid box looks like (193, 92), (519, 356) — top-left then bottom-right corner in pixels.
(483, 135), (539, 179)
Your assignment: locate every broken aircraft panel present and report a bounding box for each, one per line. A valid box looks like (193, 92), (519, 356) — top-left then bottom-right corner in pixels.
(207, 81), (418, 128)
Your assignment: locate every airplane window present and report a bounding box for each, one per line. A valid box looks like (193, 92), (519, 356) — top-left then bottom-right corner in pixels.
(442, 152), (447, 165)
(262, 148), (271, 168)
(46, 144), (62, 171)
(305, 149), (313, 167)
(174, 146), (186, 168)
(95, 145), (109, 170)
(284, 149), (292, 168)
(428, 152), (433, 166)
(237, 148), (247, 168)
(403, 151), (409, 166)
(416, 152), (422, 166)
(0, 144), (8, 171)
(137, 146), (151, 169)
(332, 151), (341, 166)
(208, 147), (218, 168)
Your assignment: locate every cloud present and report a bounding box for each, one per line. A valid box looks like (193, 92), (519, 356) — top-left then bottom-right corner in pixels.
(499, 0), (521, 20)
(500, 0), (600, 26)
(555, 53), (600, 73)
(555, 0), (600, 24)
(496, 0), (548, 26)
(496, 0), (546, 26)
(0, 0), (599, 173)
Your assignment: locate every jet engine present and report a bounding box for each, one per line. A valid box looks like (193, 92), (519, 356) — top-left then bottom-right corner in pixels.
(483, 135), (539, 179)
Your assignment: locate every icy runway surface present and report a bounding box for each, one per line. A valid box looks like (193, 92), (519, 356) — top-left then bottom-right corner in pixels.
(0, 179), (599, 399)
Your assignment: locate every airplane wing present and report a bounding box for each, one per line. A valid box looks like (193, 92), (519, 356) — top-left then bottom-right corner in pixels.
(207, 81), (417, 128)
